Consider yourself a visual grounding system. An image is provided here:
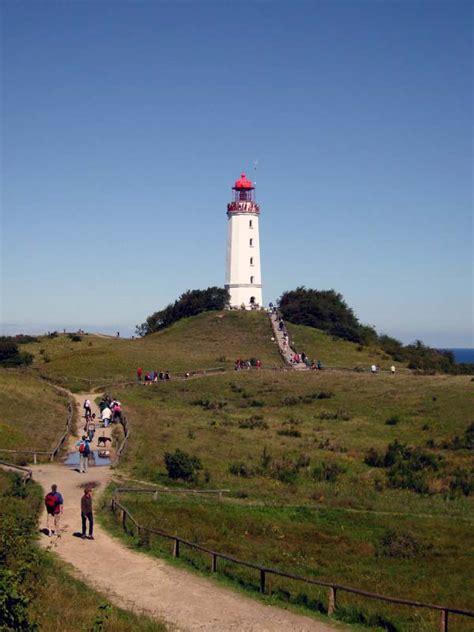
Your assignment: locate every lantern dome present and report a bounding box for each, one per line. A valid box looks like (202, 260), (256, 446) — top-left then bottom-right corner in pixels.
(233, 173), (254, 190)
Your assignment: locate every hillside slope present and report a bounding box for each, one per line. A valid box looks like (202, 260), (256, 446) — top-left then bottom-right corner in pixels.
(0, 370), (69, 451)
(286, 322), (405, 370)
(24, 311), (284, 390)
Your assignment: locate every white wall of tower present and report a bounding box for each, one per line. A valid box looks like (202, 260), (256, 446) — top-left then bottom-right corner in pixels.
(225, 212), (263, 308)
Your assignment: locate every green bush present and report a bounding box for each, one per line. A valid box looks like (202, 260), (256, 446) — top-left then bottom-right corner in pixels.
(68, 333), (82, 342)
(238, 416), (268, 430)
(449, 468), (474, 496)
(385, 415), (400, 426)
(164, 449), (203, 482)
(229, 462), (254, 477)
(137, 286), (230, 335)
(0, 337), (34, 367)
(378, 529), (431, 559)
(312, 461), (344, 482)
(277, 428), (302, 438)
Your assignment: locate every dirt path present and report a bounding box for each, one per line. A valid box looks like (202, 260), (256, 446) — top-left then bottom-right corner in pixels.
(269, 312), (307, 370)
(30, 393), (344, 632)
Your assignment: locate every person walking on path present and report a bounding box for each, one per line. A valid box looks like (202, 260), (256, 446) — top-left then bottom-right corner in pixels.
(101, 405), (112, 427)
(137, 366), (143, 381)
(83, 398), (92, 419)
(81, 488), (94, 540)
(44, 484), (63, 537)
(391, 365), (396, 375)
(76, 435), (91, 473)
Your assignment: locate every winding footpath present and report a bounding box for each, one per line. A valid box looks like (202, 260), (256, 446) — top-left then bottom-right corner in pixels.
(30, 393), (344, 632)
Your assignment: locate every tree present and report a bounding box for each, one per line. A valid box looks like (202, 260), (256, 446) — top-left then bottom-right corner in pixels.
(137, 287), (230, 335)
(0, 338), (33, 367)
(278, 287), (376, 344)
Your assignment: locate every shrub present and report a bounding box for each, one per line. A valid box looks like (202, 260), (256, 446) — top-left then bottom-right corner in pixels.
(191, 399), (227, 410)
(68, 334), (82, 342)
(229, 462), (254, 477)
(277, 428), (302, 438)
(378, 529), (431, 559)
(312, 461), (345, 482)
(449, 468), (474, 496)
(260, 446), (272, 470)
(385, 415), (400, 426)
(164, 449), (203, 482)
(270, 457), (299, 483)
(319, 410), (351, 421)
(364, 448), (385, 468)
(137, 286), (230, 335)
(0, 337), (34, 367)
(239, 416), (268, 430)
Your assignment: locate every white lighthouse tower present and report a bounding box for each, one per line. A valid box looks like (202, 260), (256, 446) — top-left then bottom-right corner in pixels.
(225, 173), (263, 309)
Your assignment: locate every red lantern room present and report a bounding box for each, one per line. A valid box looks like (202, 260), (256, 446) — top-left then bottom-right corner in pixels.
(227, 173), (260, 215)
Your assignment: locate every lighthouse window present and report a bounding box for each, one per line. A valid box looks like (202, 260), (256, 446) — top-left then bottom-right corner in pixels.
(250, 276), (254, 284)
(249, 238), (253, 247)
(249, 220), (253, 228)
(250, 257), (254, 265)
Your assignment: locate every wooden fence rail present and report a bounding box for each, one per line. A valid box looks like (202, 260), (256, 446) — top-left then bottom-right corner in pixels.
(0, 460), (32, 482)
(111, 494), (474, 632)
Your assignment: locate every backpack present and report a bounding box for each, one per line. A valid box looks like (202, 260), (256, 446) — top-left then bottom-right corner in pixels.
(45, 492), (58, 511)
(79, 442), (90, 456)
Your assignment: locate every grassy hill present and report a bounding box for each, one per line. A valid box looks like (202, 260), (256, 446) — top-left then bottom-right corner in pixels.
(0, 370), (70, 454)
(22, 311), (284, 391)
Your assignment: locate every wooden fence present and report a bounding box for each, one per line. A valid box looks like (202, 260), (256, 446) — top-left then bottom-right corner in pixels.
(0, 460), (32, 482)
(114, 416), (130, 463)
(111, 491), (473, 632)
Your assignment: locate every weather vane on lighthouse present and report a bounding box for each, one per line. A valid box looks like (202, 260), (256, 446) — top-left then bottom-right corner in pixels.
(225, 173), (263, 309)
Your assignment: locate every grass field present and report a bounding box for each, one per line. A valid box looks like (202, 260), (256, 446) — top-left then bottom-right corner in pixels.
(0, 369), (70, 453)
(0, 469), (167, 631)
(103, 368), (474, 631)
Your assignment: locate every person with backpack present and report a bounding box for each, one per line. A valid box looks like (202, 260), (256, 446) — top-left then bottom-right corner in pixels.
(81, 488), (94, 540)
(76, 435), (91, 473)
(44, 484), (63, 537)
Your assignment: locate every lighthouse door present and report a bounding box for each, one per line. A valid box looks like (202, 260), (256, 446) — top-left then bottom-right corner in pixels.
(250, 296), (255, 305)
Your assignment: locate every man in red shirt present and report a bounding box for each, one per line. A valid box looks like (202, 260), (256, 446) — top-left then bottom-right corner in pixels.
(44, 484), (64, 537)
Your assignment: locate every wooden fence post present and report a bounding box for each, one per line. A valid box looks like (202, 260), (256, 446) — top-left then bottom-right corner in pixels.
(259, 569), (266, 594)
(328, 587), (336, 615)
(173, 538), (180, 558)
(440, 610), (448, 632)
(33, 453), (37, 465)
(122, 510), (126, 530)
(211, 554), (217, 572)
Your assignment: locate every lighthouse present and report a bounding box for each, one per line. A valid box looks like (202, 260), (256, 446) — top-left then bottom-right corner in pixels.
(225, 173), (263, 309)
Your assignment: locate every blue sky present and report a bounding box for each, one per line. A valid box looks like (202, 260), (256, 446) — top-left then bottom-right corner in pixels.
(1, 1), (472, 346)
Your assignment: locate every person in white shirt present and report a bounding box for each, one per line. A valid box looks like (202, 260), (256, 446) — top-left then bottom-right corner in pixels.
(101, 406), (112, 427)
(371, 364), (377, 374)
